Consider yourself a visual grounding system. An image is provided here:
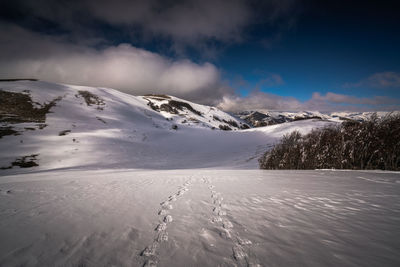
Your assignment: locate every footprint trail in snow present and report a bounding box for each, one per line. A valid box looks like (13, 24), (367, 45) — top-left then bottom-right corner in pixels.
(203, 178), (260, 267)
(140, 179), (192, 267)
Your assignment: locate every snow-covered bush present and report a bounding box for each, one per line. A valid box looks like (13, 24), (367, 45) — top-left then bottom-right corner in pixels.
(259, 113), (400, 170)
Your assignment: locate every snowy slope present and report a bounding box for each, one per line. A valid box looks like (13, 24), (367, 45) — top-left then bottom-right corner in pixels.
(142, 94), (249, 130)
(0, 80), (334, 173)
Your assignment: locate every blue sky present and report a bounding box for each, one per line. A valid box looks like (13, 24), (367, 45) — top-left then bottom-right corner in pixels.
(0, 0), (399, 111)
(219, 33), (400, 100)
(218, 1), (400, 103)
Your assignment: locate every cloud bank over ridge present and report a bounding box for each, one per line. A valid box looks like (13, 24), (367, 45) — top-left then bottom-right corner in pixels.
(0, 0), (398, 112)
(0, 24), (231, 105)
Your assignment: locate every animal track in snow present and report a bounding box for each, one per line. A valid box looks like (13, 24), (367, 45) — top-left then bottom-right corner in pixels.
(140, 179), (192, 266)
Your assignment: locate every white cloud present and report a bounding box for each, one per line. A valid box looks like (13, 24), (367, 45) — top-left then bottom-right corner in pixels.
(218, 91), (400, 112)
(218, 91), (302, 112)
(0, 25), (229, 104)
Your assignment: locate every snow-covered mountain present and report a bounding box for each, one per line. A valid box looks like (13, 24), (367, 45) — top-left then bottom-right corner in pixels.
(142, 94), (249, 130)
(0, 80), (337, 173)
(1, 81), (399, 267)
(236, 110), (392, 127)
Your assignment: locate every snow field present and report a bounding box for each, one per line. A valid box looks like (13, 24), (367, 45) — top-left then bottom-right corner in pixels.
(1, 169), (399, 267)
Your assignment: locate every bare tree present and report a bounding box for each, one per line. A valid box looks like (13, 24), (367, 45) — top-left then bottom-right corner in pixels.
(259, 114), (400, 170)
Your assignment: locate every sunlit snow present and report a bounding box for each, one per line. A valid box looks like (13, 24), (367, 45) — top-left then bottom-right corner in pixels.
(0, 81), (399, 267)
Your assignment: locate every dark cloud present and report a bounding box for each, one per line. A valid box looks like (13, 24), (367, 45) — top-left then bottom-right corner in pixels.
(0, 0), (301, 54)
(88, 0), (251, 43)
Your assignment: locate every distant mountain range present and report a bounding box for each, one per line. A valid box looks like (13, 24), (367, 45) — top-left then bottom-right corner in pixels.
(235, 110), (392, 127)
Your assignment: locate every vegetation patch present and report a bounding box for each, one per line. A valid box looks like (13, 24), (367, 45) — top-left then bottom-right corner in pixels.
(1, 154), (39, 169)
(223, 119), (239, 128)
(213, 115), (221, 121)
(144, 98), (202, 117)
(168, 100), (202, 116)
(146, 100), (159, 111)
(0, 79), (38, 82)
(76, 90), (105, 110)
(0, 90), (61, 123)
(0, 126), (20, 138)
(59, 130), (71, 136)
(12, 154), (39, 168)
(219, 125), (232, 131)
(188, 117), (200, 123)
(293, 116), (322, 121)
(160, 103), (178, 114)
(259, 114), (400, 170)
(37, 124), (47, 129)
(144, 94), (171, 100)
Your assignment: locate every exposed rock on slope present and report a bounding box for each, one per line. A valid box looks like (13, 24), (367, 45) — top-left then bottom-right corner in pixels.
(142, 94), (249, 130)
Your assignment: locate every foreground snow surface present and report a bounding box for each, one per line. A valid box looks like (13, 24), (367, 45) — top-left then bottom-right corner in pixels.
(1, 169), (399, 267)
